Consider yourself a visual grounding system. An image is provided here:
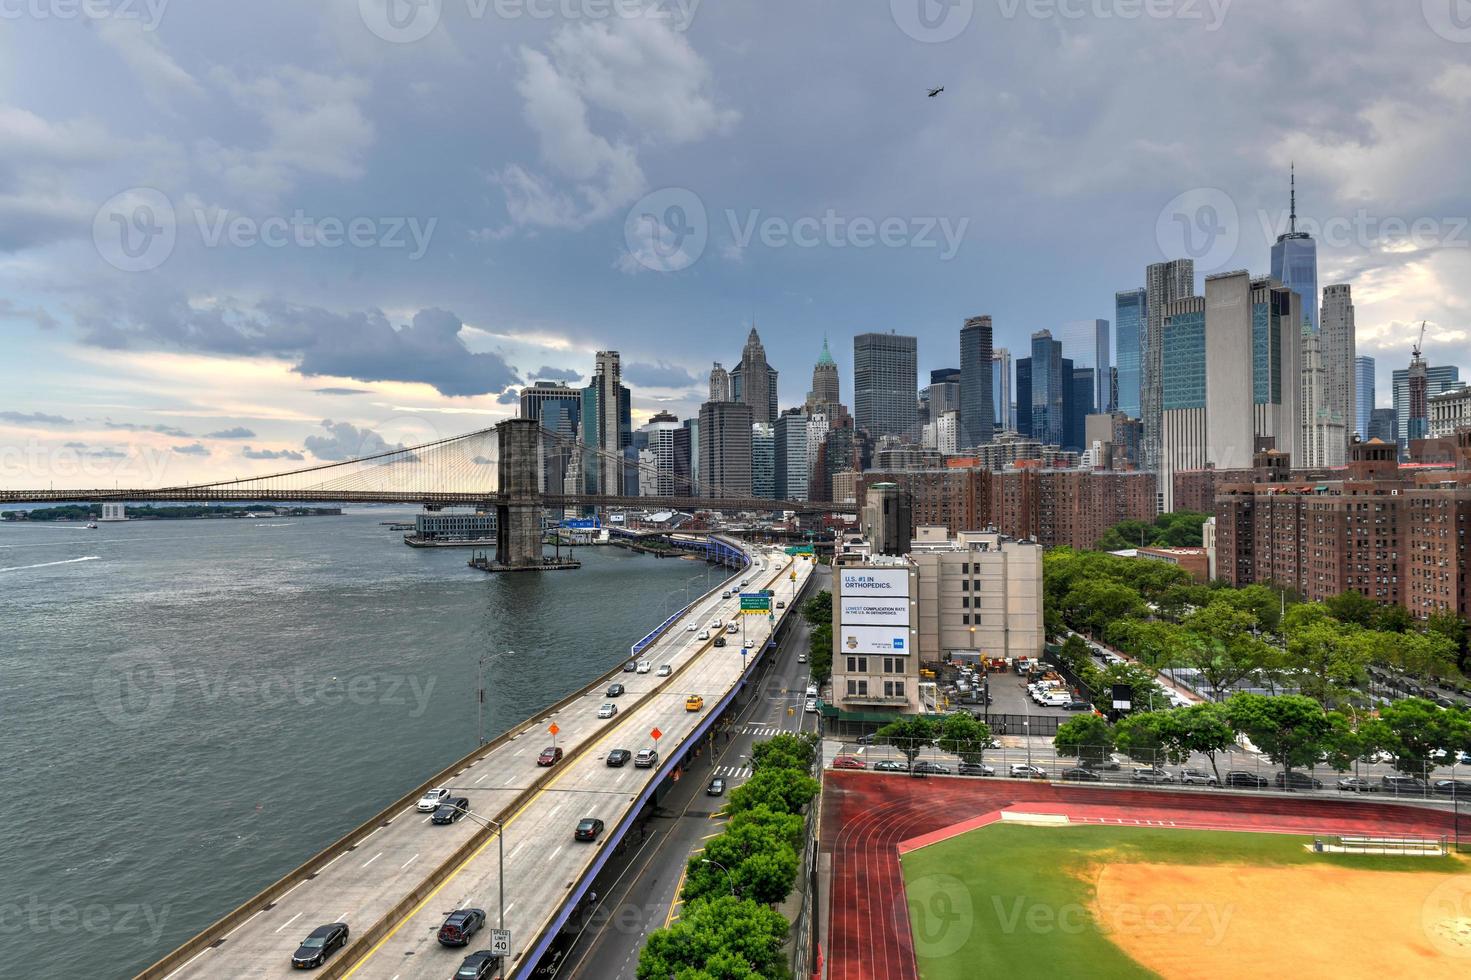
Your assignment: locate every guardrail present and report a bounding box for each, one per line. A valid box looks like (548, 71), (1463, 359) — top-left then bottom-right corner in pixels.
(137, 548), (749, 980)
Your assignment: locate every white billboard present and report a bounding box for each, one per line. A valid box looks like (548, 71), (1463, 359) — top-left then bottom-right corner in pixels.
(839, 625), (911, 656)
(838, 567), (910, 598)
(839, 597), (910, 626)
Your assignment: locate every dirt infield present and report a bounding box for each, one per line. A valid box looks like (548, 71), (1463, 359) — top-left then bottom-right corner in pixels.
(820, 772), (1470, 980)
(1095, 861), (1471, 980)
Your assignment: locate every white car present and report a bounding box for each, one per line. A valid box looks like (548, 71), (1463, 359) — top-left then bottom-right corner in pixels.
(598, 703), (618, 719)
(657, 664), (672, 677)
(686, 623), (697, 632)
(725, 623), (738, 634)
(636, 660), (652, 673)
(804, 697), (819, 713)
(417, 788), (451, 812)
(798, 653), (807, 663)
(712, 619), (724, 630)
(697, 630), (710, 640)
(806, 684), (818, 697)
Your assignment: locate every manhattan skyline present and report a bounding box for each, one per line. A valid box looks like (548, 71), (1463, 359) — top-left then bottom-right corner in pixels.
(2, 2), (1470, 487)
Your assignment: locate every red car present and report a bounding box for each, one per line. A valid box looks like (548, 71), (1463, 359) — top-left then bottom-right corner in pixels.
(538, 746), (564, 767)
(832, 756), (867, 770)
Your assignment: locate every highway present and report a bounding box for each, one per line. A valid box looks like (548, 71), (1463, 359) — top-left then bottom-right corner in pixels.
(155, 544), (811, 980)
(552, 564), (828, 980)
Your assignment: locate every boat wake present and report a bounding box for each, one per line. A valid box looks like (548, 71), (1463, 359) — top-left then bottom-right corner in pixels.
(0, 556), (102, 574)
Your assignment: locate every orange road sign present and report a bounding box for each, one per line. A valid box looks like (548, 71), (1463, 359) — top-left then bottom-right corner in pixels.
(548, 723), (560, 735)
(651, 727), (663, 740)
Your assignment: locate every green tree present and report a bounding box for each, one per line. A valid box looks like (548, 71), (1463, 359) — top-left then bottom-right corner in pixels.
(1425, 612), (1470, 674)
(1319, 711), (1383, 774)
(936, 713), (994, 764)
(876, 715), (939, 766)
(1112, 711), (1166, 765)
(800, 590), (831, 627)
(1061, 579), (1147, 637)
(1101, 662), (1164, 712)
(683, 823), (800, 906)
(1177, 603), (1276, 697)
(1373, 604), (1414, 634)
(727, 767), (820, 816)
(1284, 620), (1369, 707)
(807, 622), (833, 685)
(1324, 590), (1378, 627)
(750, 733), (817, 773)
(1163, 702), (1237, 781)
(638, 896), (790, 980)
(1225, 693), (1331, 783)
(1377, 698), (1471, 779)
(728, 805), (805, 853)
(1054, 713), (1115, 766)
(1058, 633), (1092, 675)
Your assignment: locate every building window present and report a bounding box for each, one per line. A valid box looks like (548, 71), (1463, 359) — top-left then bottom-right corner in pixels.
(884, 681), (906, 698)
(962, 580), (969, 591)
(847, 679), (869, 696)
(963, 596), (970, 608)
(963, 613), (970, 624)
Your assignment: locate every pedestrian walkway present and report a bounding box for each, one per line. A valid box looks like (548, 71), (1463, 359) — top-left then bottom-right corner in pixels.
(712, 765), (753, 779)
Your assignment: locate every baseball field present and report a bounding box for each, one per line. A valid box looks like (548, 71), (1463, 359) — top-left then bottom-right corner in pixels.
(900, 822), (1471, 979)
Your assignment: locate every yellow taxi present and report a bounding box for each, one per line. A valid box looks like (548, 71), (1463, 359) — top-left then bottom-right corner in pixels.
(685, 694), (705, 712)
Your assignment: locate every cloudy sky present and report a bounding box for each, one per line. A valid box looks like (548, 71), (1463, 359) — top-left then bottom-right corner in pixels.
(2, 0), (1470, 487)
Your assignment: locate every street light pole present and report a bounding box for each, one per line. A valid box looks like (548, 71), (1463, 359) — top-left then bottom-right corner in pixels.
(455, 808), (506, 929)
(701, 858), (736, 896)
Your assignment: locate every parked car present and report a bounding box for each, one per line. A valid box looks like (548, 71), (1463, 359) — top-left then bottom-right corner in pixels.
(1434, 779), (1471, 797)
(1061, 767), (1101, 782)
(416, 788), (451, 812)
(873, 760), (908, 772)
(291, 923), (349, 969)
(574, 817), (605, 841)
(1010, 764), (1048, 779)
(454, 951), (502, 980)
(1222, 771), (1268, 788)
(605, 749), (631, 767)
(437, 908), (486, 948)
(1132, 767), (1174, 784)
(657, 664), (672, 677)
(598, 703), (618, 719)
(804, 697), (819, 713)
(606, 683), (625, 697)
(686, 694), (705, 711)
(706, 777), (726, 796)
(1274, 771), (1323, 790)
(911, 761), (951, 775)
(1382, 774), (1429, 795)
(832, 755), (867, 770)
(432, 797), (470, 825)
(1062, 701), (1094, 712)
(1178, 768), (1217, 786)
(635, 748), (658, 768)
(958, 762), (995, 777)
(1337, 776), (1377, 793)
(537, 746), (563, 767)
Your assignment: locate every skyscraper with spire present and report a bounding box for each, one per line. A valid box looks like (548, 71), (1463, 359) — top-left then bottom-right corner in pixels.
(1271, 164), (1319, 333)
(709, 362), (731, 403)
(808, 337), (841, 409)
(730, 325), (779, 424)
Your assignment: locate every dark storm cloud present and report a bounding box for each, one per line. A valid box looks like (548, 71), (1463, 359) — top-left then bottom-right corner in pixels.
(302, 419), (398, 461)
(532, 366), (581, 383)
(205, 426), (256, 439)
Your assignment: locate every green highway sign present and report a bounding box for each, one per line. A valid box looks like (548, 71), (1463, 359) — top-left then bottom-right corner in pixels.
(740, 593), (772, 613)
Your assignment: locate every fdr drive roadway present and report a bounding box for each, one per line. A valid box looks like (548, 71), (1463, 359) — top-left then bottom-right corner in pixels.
(142, 543), (813, 980)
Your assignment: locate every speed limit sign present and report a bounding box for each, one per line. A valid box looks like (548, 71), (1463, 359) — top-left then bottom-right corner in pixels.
(489, 928), (511, 956)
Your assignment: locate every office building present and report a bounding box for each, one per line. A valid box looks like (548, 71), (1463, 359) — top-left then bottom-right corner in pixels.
(931, 368), (961, 386)
(634, 415), (691, 497)
(1270, 166), (1318, 333)
(774, 409), (811, 501)
(1368, 408), (1397, 445)
(709, 362), (731, 403)
(1067, 367), (1095, 452)
(1114, 288), (1146, 418)
(1158, 296), (1208, 509)
(1061, 318), (1110, 414)
(1320, 284), (1356, 451)
(959, 315), (995, 449)
(581, 351), (630, 495)
(854, 331), (919, 442)
(807, 338), (841, 409)
(925, 378), (961, 419)
(730, 326), (778, 424)
(1299, 324), (1346, 468)
(992, 348), (1013, 434)
(1204, 271), (1300, 470)
(697, 400), (754, 498)
(519, 381), (581, 494)
(863, 482), (913, 556)
(1354, 355), (1376, 440)
(1430, 387), (1471, 437)
(1015, 357), (1032, 438)
(1142, 259), (1195, 470)
(1393, 362), (1462, 455)
(752, 422), (775, 498)
(909, 527), (1044, 663)
(1028, 331), (1066, 448)
(830, 559), (922, 715)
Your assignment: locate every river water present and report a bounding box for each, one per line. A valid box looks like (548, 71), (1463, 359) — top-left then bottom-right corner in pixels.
(0, 510), (715, 978)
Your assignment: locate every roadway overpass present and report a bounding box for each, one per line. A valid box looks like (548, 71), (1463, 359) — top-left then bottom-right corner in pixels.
(139, 539), (815, 979)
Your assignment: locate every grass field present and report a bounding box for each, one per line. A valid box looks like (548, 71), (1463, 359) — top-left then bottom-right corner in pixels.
(900, 823), (1471, 980)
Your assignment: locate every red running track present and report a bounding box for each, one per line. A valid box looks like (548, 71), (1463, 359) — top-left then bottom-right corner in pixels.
(819, 772), (1466, 980)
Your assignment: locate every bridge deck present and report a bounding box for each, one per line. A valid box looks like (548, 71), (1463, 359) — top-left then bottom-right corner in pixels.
(150, 546), (811, 979)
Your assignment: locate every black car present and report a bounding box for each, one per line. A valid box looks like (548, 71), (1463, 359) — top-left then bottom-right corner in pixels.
(606, 749), (632, 767)
(437, 908), (486, 947)
(623, 660), (637, 672)
(873, 760), (908, 772)
(713, 637), (727, 647)
(607, 683), (625, 697)
(291, 922), (349, 969)
(454, 951), (503, 980)
(575, 817), (605, 841)
(432, 797), (470, 824)
(1062, 701), (1094, 712)
(1274, 771), (1323, 790)
(1222, 771), (1268, 788)
(957, 762), (995, 777)
(911, 761), (951, 775)
(1382, 774), (1429, 795)
(1061, 767), (1101, 781)
(706, 777), (726, 796)
(1434, 779), (1471, 797)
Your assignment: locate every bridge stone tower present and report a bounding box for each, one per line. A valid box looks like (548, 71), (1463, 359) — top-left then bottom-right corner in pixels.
(496, 417), (544, 567)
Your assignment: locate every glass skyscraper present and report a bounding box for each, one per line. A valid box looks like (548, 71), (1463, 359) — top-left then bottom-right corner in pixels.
(1270, 168), (1318, 332)
(958, 316), (994, 449)
(1114, 288), (1145, 418)
(1354, 355), (1375, 440)
(1060, 319), (1110, 415)
(1030, 330), (1065, 448)
(853, 332), (919, 441)
(1161, 309), (1206, 410)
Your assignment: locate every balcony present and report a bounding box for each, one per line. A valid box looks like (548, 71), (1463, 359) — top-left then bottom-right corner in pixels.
(840, 693), (910, 706)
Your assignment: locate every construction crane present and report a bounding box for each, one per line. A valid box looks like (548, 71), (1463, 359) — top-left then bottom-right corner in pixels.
(1413, 320), (1427, 359)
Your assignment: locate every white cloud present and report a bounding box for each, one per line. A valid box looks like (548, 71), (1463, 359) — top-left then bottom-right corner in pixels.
(95, 19), (204, 106)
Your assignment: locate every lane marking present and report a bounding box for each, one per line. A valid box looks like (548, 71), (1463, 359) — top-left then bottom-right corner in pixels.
(274, 911), (304, 934)
(362, 852), (382, 869)
(399, 853), (419, 871)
